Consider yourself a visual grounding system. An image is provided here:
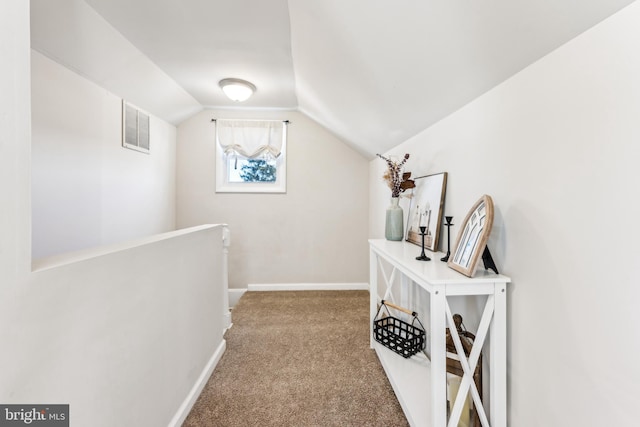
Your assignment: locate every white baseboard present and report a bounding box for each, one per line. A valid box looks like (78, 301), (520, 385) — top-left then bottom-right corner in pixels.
(168, 339), (227, 427)
(247, 283), (370, 291)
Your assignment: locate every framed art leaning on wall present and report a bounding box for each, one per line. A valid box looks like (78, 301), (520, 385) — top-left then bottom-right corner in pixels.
(448, 194), (494, 277)
(405, 172), (447, 251)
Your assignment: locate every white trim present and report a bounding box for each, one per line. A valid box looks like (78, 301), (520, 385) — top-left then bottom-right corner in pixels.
(247, 283), (370, 291)
(229, 288), (247, 309)
(32, 224), (223, 272)
(168, 339), (227, 427)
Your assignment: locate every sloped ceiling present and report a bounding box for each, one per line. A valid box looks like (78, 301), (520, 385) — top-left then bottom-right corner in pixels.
(32, 0), (636, 157)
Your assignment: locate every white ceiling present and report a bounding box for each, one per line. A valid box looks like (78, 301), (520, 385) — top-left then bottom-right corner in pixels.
(32, 0), (636, 157)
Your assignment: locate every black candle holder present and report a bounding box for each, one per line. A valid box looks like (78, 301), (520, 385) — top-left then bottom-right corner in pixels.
(416, 226), (431, 261)
(440, 216), (454, 262)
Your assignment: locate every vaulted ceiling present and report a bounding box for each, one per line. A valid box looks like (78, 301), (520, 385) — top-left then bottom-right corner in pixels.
(31, 0), (636, 157)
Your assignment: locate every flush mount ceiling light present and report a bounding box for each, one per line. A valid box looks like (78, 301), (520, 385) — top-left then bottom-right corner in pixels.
(219, 78), (256, 102)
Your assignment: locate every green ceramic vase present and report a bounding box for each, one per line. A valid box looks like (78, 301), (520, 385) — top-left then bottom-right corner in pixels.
(385, 197), (404, 241)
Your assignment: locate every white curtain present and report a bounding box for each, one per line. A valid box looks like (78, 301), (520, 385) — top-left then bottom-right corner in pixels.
(216, 120), (285, 159)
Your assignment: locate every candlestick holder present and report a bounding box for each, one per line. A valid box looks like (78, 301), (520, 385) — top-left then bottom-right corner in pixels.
(416, 226), (430, 261)
(440, 216), (453, 262)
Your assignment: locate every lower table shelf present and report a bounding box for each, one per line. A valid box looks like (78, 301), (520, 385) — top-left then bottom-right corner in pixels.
(374, 341), (432, 426)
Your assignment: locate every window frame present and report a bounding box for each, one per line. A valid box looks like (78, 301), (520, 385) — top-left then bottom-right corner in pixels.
(215, 123), (287, 193)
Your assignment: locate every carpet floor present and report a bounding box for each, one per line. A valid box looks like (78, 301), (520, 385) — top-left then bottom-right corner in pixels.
(183, 290), (409, 427)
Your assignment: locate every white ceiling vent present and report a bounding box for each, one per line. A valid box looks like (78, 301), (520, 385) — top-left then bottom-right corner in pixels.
(122, 100), (150, 154)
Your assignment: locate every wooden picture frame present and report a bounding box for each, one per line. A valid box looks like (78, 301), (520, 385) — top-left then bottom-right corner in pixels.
(405, 172), (448, 252)
(448, 195), (494, 277)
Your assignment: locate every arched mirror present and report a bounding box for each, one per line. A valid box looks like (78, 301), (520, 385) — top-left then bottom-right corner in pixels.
(448, 195), (494, 277)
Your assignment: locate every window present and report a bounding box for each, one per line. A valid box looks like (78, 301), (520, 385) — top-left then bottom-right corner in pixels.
(215, 119), (288, 193)
(122, 101), (150, 154)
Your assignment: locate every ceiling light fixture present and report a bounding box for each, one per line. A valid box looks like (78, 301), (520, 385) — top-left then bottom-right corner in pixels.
(219, 78), (256, 102)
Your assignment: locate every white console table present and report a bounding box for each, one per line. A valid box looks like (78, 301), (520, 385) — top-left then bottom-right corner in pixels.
(369, 239), (510, 427)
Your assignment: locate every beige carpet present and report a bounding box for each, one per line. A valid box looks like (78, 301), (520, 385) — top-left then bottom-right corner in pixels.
(183, 290), (409, 427)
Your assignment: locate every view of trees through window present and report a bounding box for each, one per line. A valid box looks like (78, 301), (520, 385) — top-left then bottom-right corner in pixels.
(227, 158), (277, 183)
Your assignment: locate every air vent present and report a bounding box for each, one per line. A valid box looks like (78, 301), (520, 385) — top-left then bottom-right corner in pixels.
(122, 100), (150, 154)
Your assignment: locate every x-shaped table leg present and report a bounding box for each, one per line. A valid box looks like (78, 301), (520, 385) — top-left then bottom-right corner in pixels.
(445, 295), (495, 427)
(377, 256), (399, 304)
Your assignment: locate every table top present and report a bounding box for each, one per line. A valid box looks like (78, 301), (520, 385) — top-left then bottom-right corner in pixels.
(369, 239), (511, 288)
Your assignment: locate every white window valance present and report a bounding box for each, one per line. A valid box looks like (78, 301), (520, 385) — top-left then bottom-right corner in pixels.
(216, 119), (286, 159)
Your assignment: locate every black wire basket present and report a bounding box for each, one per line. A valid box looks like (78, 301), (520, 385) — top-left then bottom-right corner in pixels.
(373, 300), (426, 358)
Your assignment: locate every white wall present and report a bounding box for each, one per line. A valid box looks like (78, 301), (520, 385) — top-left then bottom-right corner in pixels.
(31, 50), (177, 259)
(0, 0), (31, 283)
(0, 224), (227, 427)
(22, 226), (226, 427)
(177, 109), (370, 288)
(370, 3), (640, 425)
(1, 4), (226, 426)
